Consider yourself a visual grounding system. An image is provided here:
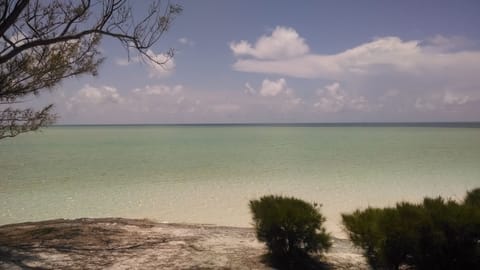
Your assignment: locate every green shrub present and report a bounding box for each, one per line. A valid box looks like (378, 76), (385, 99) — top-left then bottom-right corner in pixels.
(249, 195), (331, 263)
(465, 188), (480, 207)
(341, 207), (386, 267)
(342, 188), (480, 270)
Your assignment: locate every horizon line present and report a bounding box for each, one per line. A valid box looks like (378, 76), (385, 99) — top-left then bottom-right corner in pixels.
(52, 121), (480, 128)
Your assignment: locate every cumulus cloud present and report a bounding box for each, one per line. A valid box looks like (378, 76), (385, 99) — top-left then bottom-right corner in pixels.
(230, 31), (480, 84)
(231, 27), (480, 118)
(314, 82), (371, 113)
(65, 84), (187, 115)
(54, 83), (252, 124)
(244, 78), (297, 98)
(241, 78), (303, 113)
(115, 50), (175, 78)
(69, 84), (123, 108)
(40, 27), (480, 124)
(259, 78), (288, 97)
(230, 26), (309, 60)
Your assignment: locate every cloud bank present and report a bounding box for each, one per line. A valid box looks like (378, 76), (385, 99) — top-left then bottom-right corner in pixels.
(231, 27), (480, 119)
(29, 26), (480, 124)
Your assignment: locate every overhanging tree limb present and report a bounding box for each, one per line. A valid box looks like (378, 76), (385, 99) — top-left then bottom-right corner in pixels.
(0, 104), (56, 139)
(0, 0), (182, 139)
(0, 29), (135, 64)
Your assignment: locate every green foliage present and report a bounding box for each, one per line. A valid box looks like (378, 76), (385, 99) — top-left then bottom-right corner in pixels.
(249, 195), (331, 263)
(465, 188), (480, 207)
(342, 189), (480, 269)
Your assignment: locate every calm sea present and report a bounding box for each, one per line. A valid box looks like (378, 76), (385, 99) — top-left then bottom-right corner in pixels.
(1, 124), (479, 237)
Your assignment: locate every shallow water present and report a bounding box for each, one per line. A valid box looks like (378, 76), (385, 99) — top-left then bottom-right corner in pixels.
(1, 125), (479, 236)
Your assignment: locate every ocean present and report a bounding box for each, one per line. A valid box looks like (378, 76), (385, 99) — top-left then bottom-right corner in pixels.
(1, 124), (479, 237)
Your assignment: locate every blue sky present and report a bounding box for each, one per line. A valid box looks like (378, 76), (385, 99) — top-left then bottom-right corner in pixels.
(32, 0), (480, 124)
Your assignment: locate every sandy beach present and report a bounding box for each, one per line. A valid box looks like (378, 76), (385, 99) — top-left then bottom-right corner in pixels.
(0, 218), (368, 269)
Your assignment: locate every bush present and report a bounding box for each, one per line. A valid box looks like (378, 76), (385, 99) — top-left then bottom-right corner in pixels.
(249, 195), (331, 264)
(342, 189), (480, 270)
(465, 188), (480, 207)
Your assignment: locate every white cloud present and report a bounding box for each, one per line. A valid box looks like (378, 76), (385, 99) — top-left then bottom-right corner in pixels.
(115, 50), (175, 78)
(424, 35), (475, 52)
(314, 82), (371, 113)
(231, 34), (480, 82)
(114, 54), (137, 66)
(443, 91), (470, 105)
(230, 26), (309, 60)
(178, 37), (194, 46)
(240, 78), (303, 113)
(145, 50), (175, 78)
(69, 84), (123, 107)
(115, 58), (130, 66)
(133, 84), (183, 96)
(415, 98), (436, 111)
(244, 82), (256, 95)
(230, 28), (480, 119)
(259, 78), (288, 97)
(245, 78), (296, 99)
(232, 36), (429, 78)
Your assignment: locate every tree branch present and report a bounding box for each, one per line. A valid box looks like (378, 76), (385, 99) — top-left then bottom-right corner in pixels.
(0, 0), (182, 139)
(0, 0), (29, 37)
(0, 104), (56, 139)
(60, 0), (91, 36)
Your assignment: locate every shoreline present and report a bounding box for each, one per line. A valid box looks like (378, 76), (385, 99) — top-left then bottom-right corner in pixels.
(0, 217), (368, 269)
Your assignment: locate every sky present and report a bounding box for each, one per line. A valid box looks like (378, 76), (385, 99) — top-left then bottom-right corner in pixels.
(29, 0), (480, 124)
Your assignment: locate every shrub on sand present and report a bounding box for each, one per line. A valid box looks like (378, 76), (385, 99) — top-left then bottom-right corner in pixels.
(342, 188), (480, 270)
(249, 195), (331, 268)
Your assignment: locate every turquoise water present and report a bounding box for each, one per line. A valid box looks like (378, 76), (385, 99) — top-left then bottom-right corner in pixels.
(1, 125), (479, 236)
